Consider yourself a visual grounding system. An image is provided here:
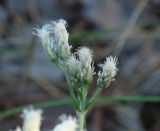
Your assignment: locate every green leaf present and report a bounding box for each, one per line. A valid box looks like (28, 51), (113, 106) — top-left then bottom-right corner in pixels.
(1, 96), (160, 120)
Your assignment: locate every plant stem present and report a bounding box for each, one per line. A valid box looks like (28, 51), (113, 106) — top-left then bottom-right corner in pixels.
(87, 87), (102, 112)
(77, 112), (86, 131)
(90, 88), (102, 104)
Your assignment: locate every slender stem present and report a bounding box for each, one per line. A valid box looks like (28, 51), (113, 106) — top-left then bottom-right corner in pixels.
(90, 88), (102, 104)
(87, 87), (102, 112)
(59, 63), (77, 105)
(77, 112), (86, 131)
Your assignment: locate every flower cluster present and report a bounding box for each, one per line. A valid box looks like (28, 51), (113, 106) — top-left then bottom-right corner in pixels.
(33, 19), (118, 131)
(97, 56), (118, 88)
(66, 47), (94, 87)
(33, 19), (71, 62)
(10, 108), (77, 131)
(34, 19), (118, 89)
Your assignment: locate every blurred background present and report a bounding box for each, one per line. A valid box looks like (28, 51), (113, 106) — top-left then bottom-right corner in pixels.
(0, 0), (160, 130)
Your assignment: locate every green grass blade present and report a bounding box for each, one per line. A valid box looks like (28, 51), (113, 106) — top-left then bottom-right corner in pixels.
(0, 96), (160, 120)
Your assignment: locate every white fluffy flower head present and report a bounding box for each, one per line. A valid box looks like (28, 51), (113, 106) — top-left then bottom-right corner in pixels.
(102, 56), (118, 78)
(33, 19), (71, 61)
(66, 47), (94, 86)
(52, 115), (78, 131)
(22, 107), (42, 131)
(97, 56), (118, 88)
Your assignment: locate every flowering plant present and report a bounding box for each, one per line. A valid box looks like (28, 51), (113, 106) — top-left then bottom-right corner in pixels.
(11, 19), (118, 131)
(34, 19), (118, 131)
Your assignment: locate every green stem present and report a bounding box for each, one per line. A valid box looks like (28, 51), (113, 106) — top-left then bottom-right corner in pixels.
(90, 88), (102, 104)
(58, 63), (78, 107)
(87, 88), (102, 112)
(77, 112), (86, 131)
